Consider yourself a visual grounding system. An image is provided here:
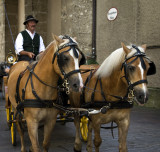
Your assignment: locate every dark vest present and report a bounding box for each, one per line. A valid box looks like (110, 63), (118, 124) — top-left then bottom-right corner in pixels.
(18, 30), (40, 61)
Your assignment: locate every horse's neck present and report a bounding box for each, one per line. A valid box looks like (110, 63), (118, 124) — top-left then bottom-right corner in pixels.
(100, 70), (128, 100)
(33, 44), (59, 98)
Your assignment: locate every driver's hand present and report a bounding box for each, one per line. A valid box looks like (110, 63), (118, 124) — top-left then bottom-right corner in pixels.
(27, 52), (35, 58)
(5, 67), (10, 74)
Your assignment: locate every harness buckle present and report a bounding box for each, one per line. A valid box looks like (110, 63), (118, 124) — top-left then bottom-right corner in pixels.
(62, 79), (70, 94)
(128, 89), (134, 103)
(66, 87), (70, 94)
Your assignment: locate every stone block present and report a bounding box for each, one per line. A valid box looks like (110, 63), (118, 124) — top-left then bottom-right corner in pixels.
(144, 88), (160, 108)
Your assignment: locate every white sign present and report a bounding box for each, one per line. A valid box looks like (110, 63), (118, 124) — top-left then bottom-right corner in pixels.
(107, 8), (118, 21)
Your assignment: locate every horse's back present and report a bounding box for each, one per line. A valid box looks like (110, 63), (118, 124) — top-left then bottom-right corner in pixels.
(8, 61), (29, 108)
(80, 64), (99, 82)
(69, 64), (99, 107)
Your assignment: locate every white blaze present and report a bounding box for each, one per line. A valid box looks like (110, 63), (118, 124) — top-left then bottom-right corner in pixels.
(69, 49), (83, 88)
(138, 62), (147, 97)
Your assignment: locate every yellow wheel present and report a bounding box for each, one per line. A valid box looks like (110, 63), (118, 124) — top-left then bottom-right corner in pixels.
(60, 113), (66, 125)
(10, 105), (17, 146)
(6, 108), (11, 128)
(80, 116), (88, 141)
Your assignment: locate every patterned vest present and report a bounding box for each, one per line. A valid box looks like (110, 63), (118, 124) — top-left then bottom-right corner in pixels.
(18, 30), (40, 61)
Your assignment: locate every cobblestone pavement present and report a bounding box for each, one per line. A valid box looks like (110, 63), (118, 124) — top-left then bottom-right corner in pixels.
(0, 93), (160, 152)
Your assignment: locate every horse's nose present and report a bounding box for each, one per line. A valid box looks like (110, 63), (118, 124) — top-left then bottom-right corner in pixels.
(69, 77), (81, 92)
(73, 83), (79, 89)
(135, 89), (149, 104)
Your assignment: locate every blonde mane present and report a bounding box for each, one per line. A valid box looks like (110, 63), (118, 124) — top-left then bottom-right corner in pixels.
(38, 37), (77, 62)
(95, 45), (145, 78)
(37, 41), (55, 62)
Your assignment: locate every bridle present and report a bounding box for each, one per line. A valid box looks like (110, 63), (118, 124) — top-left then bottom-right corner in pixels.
(52, 35), (81, 80)
(121, 45), (148, 101)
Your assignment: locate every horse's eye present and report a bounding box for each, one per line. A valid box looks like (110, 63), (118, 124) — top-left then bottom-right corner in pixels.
(63, 55), (69, 61)
(128, 65), (135, 72)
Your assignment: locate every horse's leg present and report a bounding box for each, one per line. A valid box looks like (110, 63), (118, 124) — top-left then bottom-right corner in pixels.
(86, 121), (93, 152)
(93, 123), (102, 152)
(42, 116), (57, 152)
(117, 117), (130, 152)
(26, 118), (41, 152)
(16, 113), (27, 152)
(74, 115), (82, 152)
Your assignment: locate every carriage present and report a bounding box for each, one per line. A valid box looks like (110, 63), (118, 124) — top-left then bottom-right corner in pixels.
(2, 37), (156, 152)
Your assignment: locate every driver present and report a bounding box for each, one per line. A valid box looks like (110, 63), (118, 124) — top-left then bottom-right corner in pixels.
(15, 15), (45, 61)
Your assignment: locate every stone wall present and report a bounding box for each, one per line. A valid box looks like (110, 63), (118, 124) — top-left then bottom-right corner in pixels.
(96, 0), (160, 88)
(97, 0), (136, 60)
(25, 0), (48, 46)
(4, 0), (18, 57)
(61, 0), (92, 54)
(0, 0), (5, 62)
(135, 0), (160, 87)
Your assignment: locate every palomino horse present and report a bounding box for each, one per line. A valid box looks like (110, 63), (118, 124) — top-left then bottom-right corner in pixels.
(8, 35), (85, 152)
(70, 43), (156, 152)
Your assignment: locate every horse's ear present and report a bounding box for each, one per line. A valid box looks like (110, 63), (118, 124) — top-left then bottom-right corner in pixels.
(73, 37), (77, 41)
(121, 42), (131, 55)
(52, 34), (64, 45)
(141, 44), (147, 52)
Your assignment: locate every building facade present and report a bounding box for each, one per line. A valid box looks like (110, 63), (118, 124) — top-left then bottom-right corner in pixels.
(0, 0), (159, 89)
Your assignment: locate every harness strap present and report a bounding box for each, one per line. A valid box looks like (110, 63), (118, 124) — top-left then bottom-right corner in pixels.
(91, 77), (99, 102)
(81, 69), (95, 104)
(81, 101), (133, 109)
(22, 72), (31, 101)
(16, 73), (23, 103)
(27, 67), (57, 89)
(99, 78), (107, 101)
(23, 99), (56, 108)
(30, 73), (41, 100)
(65, 69), (81, 78)
(128, 79), (148, 90)
(81, 70), (128, 108)
(16, 68), (28, 103)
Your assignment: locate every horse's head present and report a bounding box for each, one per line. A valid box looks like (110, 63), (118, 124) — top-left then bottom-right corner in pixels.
(121, 43), (156, 105)
(52, 35), (86, 92)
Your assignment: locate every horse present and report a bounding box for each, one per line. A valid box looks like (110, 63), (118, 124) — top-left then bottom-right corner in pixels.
(7, 35), (86, 152)
(69, 43), (156, 152)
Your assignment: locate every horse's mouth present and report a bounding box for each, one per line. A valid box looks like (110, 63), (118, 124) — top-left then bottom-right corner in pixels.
(134, 97), (145, 106)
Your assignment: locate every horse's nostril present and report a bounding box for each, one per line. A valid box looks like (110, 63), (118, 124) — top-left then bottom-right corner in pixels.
(73, 83), (78, 88)
(139, 95), (143, 100)
(137, 93), (148, 103)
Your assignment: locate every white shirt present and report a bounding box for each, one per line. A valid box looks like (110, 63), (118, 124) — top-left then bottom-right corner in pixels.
(15, 29), (45, 55)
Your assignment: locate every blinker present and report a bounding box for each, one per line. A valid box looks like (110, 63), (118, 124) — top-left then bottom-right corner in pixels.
(147, 61), (156, 76)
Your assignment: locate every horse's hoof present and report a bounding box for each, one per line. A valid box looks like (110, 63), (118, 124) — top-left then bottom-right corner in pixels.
(29, 147), (33, 152)
(74, 147), (81, 152)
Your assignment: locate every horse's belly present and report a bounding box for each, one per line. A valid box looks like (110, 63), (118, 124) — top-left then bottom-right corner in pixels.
(91, 109), (131, 124)
(24, 108), (59, 123)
